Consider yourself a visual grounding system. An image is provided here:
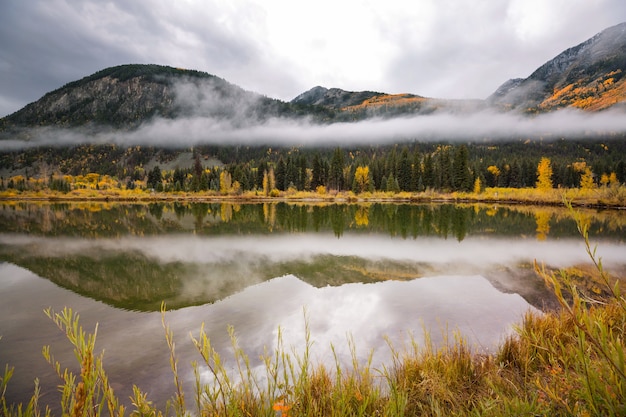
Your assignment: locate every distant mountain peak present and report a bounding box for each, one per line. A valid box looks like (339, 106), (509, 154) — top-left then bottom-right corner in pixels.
(491, 22), (626, 112)
(291, 86), (330, 105)
(291, 86), (382, 108)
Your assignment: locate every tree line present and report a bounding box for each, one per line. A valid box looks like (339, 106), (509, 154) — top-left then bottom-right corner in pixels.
(141, 143), (626, 194)
(1, 138), (626, 194)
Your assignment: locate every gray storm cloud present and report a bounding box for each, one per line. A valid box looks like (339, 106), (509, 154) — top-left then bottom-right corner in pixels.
(2, 0), (626, 118)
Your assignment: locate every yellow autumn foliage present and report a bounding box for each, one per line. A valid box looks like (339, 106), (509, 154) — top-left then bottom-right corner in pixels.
(540, 69), (626, 111)
(536, 157), (553, 192)
(342, 94), (427, 112)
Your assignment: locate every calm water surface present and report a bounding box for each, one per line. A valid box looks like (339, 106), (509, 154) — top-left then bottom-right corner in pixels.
(0, 201), (624, 410)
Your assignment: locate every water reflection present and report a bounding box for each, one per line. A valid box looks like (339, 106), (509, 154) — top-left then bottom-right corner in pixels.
(2, 201), (625, 240)
(0, 202), (625, 311)
(1, 232), (625, 312)
(1, 201), (625, 411)
(0, 263), (537, 412)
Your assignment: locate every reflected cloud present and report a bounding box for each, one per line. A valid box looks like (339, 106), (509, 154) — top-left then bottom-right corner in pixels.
(167, 273), (539, 387)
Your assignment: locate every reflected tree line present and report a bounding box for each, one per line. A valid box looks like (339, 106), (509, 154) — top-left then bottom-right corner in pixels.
(1, 201), (622, 241)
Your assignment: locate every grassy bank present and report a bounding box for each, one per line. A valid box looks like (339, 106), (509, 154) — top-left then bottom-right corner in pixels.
(1, 184), (626, 209)
(1, 206), (625, 417)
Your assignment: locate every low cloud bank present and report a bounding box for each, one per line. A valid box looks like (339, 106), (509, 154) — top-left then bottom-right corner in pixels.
(2, 107), (626, 150)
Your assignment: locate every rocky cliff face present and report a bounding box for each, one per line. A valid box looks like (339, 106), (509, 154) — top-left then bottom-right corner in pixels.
(12, 75), (174, 127)
(0, 64), (290, 130)
(490, 22), (626, 112)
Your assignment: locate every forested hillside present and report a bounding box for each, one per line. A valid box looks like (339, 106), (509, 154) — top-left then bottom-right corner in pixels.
(2, 138), (625, 195)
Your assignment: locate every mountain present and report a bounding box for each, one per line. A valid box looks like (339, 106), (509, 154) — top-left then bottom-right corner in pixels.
(490, 22), (626, 112)
(291, 86), (485, 119)
(0, 64), (320, 131)
(291, 86), (383, 108)
(292, 86), (434, 119)
(2, 23), (626, 136)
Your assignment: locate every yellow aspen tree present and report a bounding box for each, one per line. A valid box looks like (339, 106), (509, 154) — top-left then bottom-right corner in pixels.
(536, 157), (553, 191)
(600, 173), (610, 188)
(219, 171), (232, 194)
(487, 166), (500, 176)
(354, 165), (370, 193)
(231, 181), (241, 195)
(268, 167), (275, 192)
(487, 165), (500, 186)
(262, 170), (269, 196)
(262, 167), (275, 196)
(580, 167), (596, 190)
(473, 177), (482, 194)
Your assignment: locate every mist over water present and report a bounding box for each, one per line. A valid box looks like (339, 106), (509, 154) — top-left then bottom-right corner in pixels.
(2, 232), (625, 270)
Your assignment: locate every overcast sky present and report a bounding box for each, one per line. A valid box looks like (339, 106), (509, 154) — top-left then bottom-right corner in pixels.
(1, 0), (626, 118)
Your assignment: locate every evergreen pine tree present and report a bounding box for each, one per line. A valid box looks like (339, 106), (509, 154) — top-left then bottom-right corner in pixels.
(330, 148), (345, 190)
(398, 148), (412, 191)
(423, 154), (434, 189)
(275, 158), (286, 191)
(311, 153), (323, 189)
(147, 165), (162, 190)
(452, 145), (471, 192)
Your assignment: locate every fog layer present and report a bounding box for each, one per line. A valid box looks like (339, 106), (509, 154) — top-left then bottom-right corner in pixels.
(3, 107), (626, 150)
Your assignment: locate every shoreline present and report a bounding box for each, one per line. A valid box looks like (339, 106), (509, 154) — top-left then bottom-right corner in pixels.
(1, 188), (625, 210)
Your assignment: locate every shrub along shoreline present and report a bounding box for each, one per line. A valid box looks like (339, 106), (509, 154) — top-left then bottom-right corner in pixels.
(1, 204), (625, 416)
(1, 186), (626, 210)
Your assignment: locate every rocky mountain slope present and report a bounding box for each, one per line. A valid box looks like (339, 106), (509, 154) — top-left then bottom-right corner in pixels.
(0, 64), (323, 132)
(490, 22), (626, 112)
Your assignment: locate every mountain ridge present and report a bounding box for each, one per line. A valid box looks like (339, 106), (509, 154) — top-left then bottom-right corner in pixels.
(2, 22), (626, 135)
(0, 64), (319, 130)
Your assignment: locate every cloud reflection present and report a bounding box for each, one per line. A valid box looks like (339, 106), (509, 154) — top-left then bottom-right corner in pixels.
(170, 273), (537, 385)
(2, 232), (624, 269)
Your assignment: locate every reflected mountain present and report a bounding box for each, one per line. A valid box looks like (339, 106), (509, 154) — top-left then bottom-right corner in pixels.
(0, 242), (484, 311)
(1, 202), (624, 311)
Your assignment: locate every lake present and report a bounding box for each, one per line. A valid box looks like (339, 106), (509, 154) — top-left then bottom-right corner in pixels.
(1, 201), (625, 411)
